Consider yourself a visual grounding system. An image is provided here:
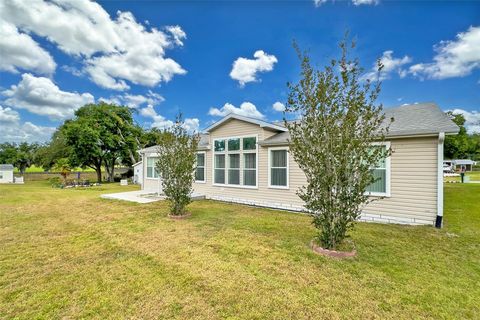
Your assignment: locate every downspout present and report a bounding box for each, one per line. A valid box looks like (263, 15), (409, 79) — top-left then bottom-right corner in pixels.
(436, 132), (445, 228)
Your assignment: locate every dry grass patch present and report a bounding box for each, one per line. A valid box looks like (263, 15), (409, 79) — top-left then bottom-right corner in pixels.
(1, 181), (479, 319)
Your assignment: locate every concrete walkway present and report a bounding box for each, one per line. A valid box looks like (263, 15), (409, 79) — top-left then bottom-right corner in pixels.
(101, 190), (206, 204)
(101, 190), (164, 203)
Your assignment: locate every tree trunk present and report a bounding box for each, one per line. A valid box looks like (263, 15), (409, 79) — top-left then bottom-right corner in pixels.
(104, 158), (116, 182)
(95, 164), (102, 183)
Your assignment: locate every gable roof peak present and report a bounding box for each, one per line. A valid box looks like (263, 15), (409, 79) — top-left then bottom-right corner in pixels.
(204, 113), (287, 133)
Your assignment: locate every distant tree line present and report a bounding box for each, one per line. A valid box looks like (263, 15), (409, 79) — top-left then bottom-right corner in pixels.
(0, 102), (165, 182)
(444, 112), (480, 161)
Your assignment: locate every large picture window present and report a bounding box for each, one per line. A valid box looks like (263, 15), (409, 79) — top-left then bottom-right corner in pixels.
(146, 157), (159, 178)
(213, 136), (257, 188)
(195, 152), (205, 182)
(269, 148), (288, 188)
(366, 143), (391, 197)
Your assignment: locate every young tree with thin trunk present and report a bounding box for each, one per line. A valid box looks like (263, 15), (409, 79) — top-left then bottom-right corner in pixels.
(53, 158), (72, 184)
(285, 39), (392, 250)
(156, 115), (199, 216)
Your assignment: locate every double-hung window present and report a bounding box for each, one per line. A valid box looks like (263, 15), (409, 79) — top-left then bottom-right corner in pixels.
(213, 136), (257, 187)
(366, 143), (391, 197)
(195, 152), (206, 182)
(227, 138), (240, 185)
(269, 148), (288, 188)
(146, 157), (159, 178)
(243, 137), (256, 186)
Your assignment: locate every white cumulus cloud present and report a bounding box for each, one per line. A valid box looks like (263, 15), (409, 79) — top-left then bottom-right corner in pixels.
(183, 118), (200, 133)
(449, 108), (480, 133)
(352, 0), (379, 5)
(272, 101), (286, 112)
(140, 105), (199, 133)
(209, 102), (265, 119)
(314, 0), (378, 6)
(230, 50), (278, 86)
(165, 25), (187, 46)
(0, 21), (56, 75)
(100, 91), (165, 109)
(0, 105), (55, 143)
(362, 50), (412, 81)
(0, 0), (186, 91)
(2, 73), (94, 121)
(409, 26), (480, 80)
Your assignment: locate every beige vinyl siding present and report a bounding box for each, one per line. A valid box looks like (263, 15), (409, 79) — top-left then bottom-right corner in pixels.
(144, 118), (438, 225)
(363, 137), (438, 223)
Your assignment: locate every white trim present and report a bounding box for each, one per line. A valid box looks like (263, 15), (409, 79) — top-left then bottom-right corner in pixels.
(212, 134), (259, 189)
(204, 113), (287, 133)
(195, 151), (206, 184)
(268, 147), (289, 190)
(366, 141), (391, 198)
(437, 132), (445, 218)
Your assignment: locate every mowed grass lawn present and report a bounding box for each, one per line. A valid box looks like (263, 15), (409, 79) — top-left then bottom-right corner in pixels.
(444, 170), (480, 182)
(1, 182), (479, 319)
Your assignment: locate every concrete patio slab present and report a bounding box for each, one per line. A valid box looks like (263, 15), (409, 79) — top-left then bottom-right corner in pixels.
(101, 190), (164, 203)
(101, 190), (205, 203)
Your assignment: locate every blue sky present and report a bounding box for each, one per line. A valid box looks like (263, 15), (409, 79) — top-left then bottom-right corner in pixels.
(1, 0), (479, 142)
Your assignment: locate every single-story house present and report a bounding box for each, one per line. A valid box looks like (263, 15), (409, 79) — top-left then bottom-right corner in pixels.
(0, 164), (14, 183)
(444, 159), (476, 172)
(138, 103), (459, 227)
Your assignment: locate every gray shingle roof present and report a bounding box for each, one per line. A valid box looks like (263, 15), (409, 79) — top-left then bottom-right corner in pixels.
(261, 103), (459, 146)
(0, 164), (14, 170)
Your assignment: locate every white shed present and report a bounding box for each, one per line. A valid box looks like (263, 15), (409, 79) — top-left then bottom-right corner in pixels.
(0, 164), (14, 183)
(133, 161), (143, 186)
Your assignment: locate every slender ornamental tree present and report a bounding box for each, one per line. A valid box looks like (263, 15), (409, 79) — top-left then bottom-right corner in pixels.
(285, 40), (392, 250)
(156, 115), (199, 216)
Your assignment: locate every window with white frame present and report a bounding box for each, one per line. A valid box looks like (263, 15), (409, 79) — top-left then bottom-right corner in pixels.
(214, 154), (225, 184)
(146, 157), (159, 178)
(195, 153), (206, 182)
(366, 144), (390, 196)
(269, 148), (288, 188)
(213, 136), (257, 187)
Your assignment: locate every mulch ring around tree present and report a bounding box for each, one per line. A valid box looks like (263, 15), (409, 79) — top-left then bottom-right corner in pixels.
(310, 240), (357, 258)
(168, 212), (192, 220)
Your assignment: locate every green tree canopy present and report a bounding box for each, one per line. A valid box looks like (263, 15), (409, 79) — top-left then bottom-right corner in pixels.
(61, 102), (140, 182)
(0, 142), (39, 174)
(34, 130), (72, 171)
(444, 112), (479, 160)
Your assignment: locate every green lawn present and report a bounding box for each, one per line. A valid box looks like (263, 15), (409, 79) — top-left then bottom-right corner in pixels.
(13, 165), (96, 173)
(0, 182), (479, 319)
(444, 170), (480, 182)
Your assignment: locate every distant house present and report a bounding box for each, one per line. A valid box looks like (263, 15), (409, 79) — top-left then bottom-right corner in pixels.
(139, 103), (459, 227)
(0, 164), (14, 183)
(444, 159), (477, 172)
